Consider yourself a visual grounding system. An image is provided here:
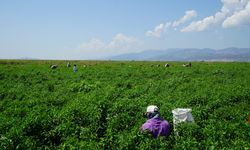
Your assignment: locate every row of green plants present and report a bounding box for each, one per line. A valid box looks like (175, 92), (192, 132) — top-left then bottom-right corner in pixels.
(0, 60), (249, 149)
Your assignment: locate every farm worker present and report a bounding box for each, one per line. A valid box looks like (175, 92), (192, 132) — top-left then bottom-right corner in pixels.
(67, 62), (71, 67)
(141, 105), (171, 138)
(50, 64), (57, 69)
(73, 64), (77, 72)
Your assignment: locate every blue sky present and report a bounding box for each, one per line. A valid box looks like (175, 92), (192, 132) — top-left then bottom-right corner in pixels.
(1, 0), (250, 59)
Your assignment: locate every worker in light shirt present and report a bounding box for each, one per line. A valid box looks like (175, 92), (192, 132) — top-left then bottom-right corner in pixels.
(73, 64), (77, 72)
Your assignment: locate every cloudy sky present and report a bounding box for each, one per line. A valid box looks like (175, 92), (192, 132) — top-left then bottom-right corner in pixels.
(1, 0), (250, 59)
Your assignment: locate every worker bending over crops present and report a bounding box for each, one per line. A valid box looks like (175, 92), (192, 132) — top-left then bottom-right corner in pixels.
(141, 105), (171, 138)
(67, 62), (71, 67)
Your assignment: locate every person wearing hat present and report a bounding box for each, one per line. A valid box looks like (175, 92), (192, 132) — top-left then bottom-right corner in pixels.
(73, 64), (77, 72)
(67, 62), (71, 68)
(141, 105), (171, 138)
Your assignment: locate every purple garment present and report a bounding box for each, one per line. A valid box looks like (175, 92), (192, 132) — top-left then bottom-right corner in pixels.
(141, 117), (170, 138)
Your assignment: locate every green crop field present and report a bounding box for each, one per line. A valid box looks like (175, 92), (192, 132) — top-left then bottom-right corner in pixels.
(0, 60), (249, 149)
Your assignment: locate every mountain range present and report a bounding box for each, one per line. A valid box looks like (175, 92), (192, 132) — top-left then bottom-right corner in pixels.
(107, 48), (250, 62)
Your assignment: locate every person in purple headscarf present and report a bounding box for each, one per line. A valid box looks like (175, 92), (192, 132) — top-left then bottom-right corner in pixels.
(141, 105), (171, 138)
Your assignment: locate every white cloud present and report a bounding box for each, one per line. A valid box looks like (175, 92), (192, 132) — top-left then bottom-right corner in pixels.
(108, 33), (140, 51)
(181, 12), (226, 32)
(77, 33), (141, 52)
(181, 0), (250, 32)
(146, 23), (171, 38)
(223, 2), (250, 28)
(172, 10), (197, 27)
(146, 10), (196, 38)
(78, 38), (106, 51)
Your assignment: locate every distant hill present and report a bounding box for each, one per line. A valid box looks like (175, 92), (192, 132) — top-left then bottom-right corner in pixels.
(107, 48), (250, 61)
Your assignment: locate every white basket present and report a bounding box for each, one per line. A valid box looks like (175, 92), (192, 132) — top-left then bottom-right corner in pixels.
(172, 108), (194, 133)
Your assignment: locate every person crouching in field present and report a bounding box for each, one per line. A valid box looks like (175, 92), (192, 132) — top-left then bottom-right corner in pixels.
(73, 64), (77, 72)
(141, 105), (171, 138)
(67, 62), (71, 67)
